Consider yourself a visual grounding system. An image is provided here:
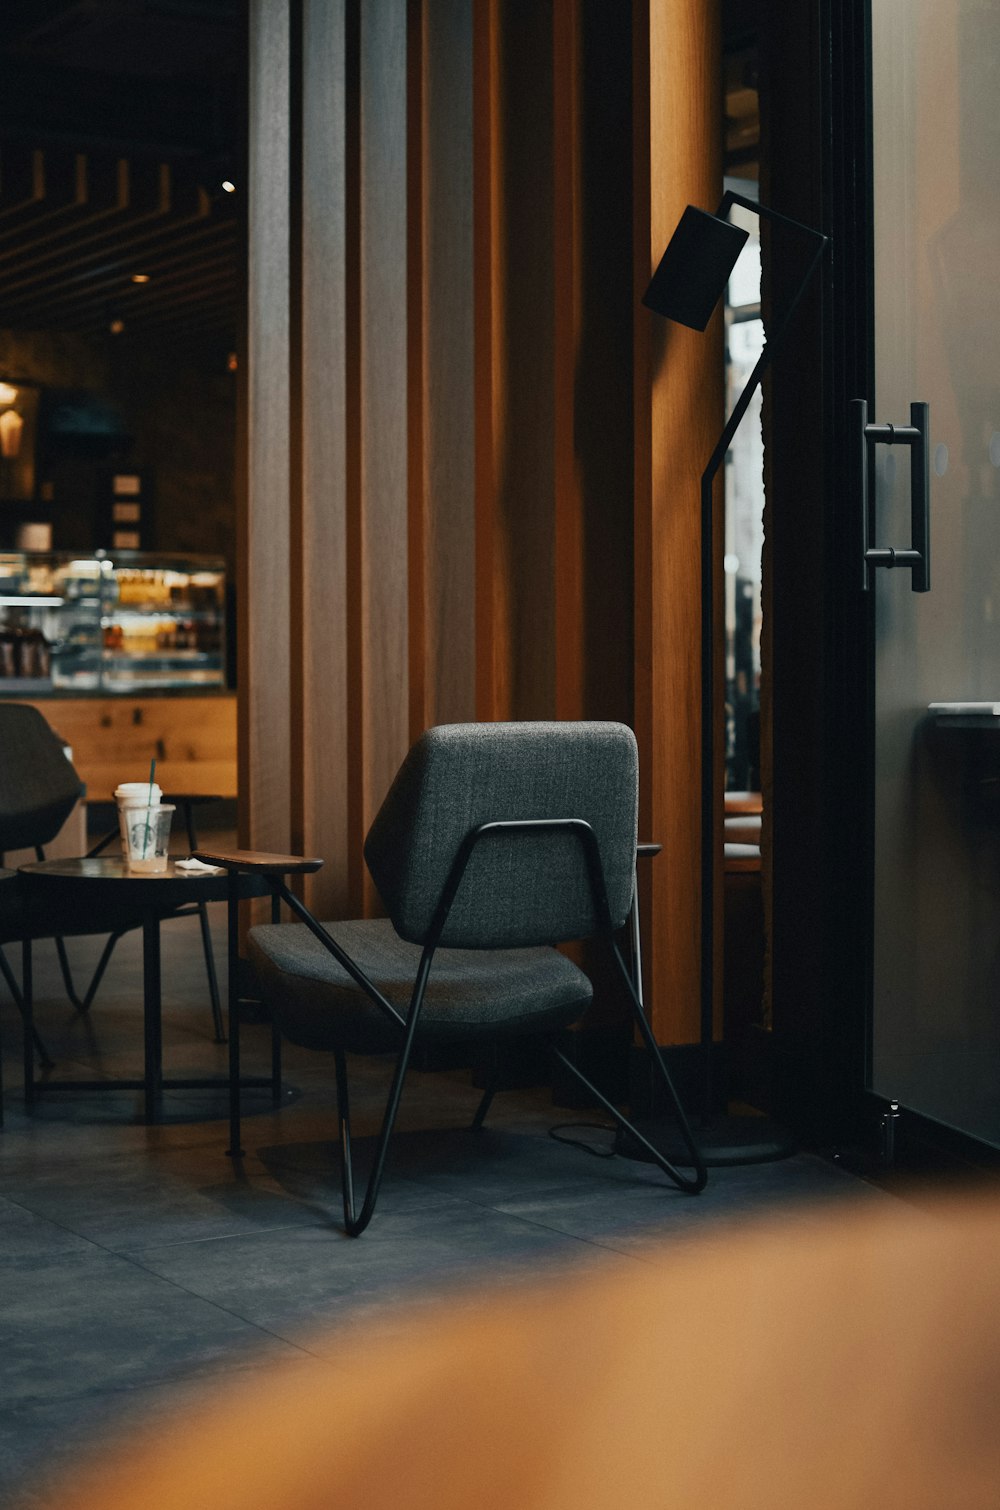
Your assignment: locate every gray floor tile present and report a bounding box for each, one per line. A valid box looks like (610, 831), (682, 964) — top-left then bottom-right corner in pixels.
(0, 1249), (300, 1411)
(130, 1198), (604, 1350)
(0, 1197), (99, 1264)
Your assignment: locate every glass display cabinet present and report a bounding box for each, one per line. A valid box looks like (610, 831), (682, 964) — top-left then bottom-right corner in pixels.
(0, 550), (226, 694)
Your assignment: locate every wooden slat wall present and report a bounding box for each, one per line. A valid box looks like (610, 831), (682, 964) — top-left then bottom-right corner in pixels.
(633, 0), (724, 1044)
(244, 0), (720, 1045)
(416, 0), (476, 734)
(298, 0), (349, 917)
(355, 0), (410, 915)
(242, 0), (292, 859)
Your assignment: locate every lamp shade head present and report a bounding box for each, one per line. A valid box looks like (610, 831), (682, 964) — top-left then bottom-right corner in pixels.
(642, 205), (749, 331)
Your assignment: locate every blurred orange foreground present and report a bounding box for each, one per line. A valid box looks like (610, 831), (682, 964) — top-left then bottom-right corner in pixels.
(46, 1192), (1000, 1510)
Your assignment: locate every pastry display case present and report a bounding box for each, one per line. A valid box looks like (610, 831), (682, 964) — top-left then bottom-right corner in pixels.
(0, 550), (227, 694)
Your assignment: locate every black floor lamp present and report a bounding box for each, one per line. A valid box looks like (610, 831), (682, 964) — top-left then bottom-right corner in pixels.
(638, 192), (828, 1164)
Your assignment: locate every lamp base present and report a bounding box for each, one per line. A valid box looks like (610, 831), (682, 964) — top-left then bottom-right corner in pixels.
(616, 1112), (796, 1168)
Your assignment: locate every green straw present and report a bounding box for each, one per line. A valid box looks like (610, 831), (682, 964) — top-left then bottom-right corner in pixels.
(142, 757), (156, 859)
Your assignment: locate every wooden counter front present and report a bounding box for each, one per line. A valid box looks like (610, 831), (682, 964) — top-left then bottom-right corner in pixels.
(14, 695), (237, 801)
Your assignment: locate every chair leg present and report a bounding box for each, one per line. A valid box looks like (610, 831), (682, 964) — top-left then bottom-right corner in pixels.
(225, 877), (244, 1158)
(195, 901), (226, 1043)
(22, 939), (35, 1106)
(333, 1049), (355, 1229)
(335, 947), (435, 1238)
(551, 937), (708, 1196)
(55, 931), (123, 1013)
(0, 943), (54, 1072)
(270, 1019), (282, 1104)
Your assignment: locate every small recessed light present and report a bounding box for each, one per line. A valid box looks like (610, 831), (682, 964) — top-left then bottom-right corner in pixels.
(221, 179), (236, 194)
(131, 273), (150, 284)
(109, 318), (125, 334)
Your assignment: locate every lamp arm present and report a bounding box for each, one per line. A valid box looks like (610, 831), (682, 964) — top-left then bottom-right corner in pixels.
(696, 198), (828, 1121)
(717, 189), (829, 248)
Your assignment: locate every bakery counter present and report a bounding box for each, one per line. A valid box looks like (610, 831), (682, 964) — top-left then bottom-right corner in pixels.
(4, 692), (237, 801)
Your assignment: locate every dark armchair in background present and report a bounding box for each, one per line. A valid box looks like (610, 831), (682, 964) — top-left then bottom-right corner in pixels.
(0, 703), (223, 1120)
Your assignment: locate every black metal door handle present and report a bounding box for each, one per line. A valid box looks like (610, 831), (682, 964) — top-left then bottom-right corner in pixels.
(853, 398), (930, 592)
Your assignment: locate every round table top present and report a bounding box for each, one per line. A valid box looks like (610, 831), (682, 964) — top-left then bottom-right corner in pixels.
(18, 857), (269, 904)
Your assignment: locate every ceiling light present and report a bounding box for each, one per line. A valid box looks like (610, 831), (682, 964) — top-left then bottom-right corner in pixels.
(221, 179), (236, 194)
(131, 274), (150, 284)
(109, 318), (125, 335)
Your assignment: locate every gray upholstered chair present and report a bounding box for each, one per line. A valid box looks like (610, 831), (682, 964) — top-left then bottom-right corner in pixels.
(198, 721), (706, 1234)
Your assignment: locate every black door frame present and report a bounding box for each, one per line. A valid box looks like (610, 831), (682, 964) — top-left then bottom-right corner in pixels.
(761, 0), (874, 1156)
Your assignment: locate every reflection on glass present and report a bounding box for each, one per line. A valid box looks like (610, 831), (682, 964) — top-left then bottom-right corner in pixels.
(871, 0), (1000, 1147)
(725, 193), (764, 791)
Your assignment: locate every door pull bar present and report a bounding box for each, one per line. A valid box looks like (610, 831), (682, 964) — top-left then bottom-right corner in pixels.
(853, 398), (930, 592)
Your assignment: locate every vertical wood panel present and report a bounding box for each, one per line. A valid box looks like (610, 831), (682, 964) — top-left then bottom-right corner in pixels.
(634, 0), (723, 1045)
(242, 0), (291, 856)
(359, 0), (409, 908)
(553, 0), (634, 729)
(406, 0), (428, 739)
(473, 0), (500, 720)
(344, 0), (365, 909)
(299, 0), (349, 916)
(474, 0), (556, 722)
(497, 0), (555, 720)
(421, 0), (476, 729)
(552, 0), (584, 722)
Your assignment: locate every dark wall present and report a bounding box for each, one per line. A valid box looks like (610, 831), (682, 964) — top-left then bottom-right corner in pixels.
(0, 326), (236, 572)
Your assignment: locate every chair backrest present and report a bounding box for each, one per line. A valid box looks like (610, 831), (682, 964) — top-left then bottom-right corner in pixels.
(364, 722), (638, 949)
(0, 703), (86, 855)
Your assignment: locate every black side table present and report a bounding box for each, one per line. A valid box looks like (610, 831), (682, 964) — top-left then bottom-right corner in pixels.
(18, 858), (273, 1123)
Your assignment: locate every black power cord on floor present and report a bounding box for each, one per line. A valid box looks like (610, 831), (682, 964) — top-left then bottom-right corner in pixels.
(548, 1122), (618, 1159)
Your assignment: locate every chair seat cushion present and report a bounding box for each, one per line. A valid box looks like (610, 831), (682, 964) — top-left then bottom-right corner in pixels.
(247, 917), (594, 1054)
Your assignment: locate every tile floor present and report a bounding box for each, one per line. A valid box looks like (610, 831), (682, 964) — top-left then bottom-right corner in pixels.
(0, 902), (880, 1506)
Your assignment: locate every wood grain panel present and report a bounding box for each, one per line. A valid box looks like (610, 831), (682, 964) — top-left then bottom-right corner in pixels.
(473, 0), (500, 720)
(553, 1), (634, 728)
(22, 696), (237, 802)
(406, 0), (428, 739)
(496, 0), (555, 720)
(358, 0), (410, 910)
(420, 0), (476, 731)
(552, 0), (584, 722)
(634, 0), (723, 1046)
(474, 0), (556, 722)
(299, 0), (350, 917)
(242, 0), (292, 857)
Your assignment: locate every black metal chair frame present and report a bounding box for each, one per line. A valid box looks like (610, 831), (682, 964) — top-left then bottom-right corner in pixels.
(220, 817), (707, 1237)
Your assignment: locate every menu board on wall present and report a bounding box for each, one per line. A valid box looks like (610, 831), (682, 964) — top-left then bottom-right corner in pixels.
(107, 473), (148, 550)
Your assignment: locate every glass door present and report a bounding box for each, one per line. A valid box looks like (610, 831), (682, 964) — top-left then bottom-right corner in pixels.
(870, 0), (1000, 1143)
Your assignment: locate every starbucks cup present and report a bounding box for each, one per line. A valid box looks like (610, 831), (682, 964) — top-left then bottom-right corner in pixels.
(115, 782), (164, 867)
(122, 804), (174, 874)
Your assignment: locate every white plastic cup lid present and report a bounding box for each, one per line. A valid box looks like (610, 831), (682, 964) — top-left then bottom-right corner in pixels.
(115, 782), (163, 802)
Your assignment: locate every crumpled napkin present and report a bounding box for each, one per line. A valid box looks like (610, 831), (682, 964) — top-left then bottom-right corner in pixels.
(175, 857), (226, 876)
